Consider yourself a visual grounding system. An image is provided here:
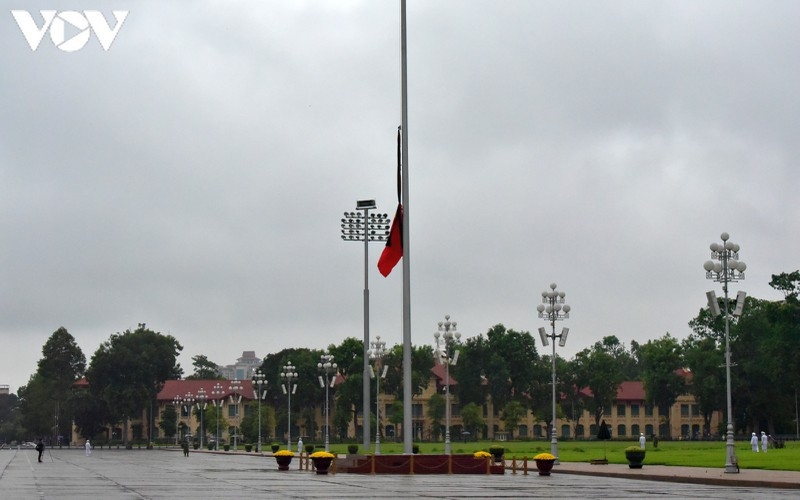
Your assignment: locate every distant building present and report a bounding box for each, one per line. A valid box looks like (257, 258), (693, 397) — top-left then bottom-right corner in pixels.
(0, 384), (9, 395)
(217, 351), (261, 380)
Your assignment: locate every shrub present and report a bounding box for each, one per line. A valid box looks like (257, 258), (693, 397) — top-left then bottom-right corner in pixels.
(412, 444), (420, 454)
(305, 443), (315, 454)
(347, 444), (359, 454)
(271, 443), (280, 453)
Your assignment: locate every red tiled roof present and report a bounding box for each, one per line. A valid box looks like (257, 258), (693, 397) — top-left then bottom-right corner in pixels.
(430, 362), (458, 386)
(158, 379), (254, 402)
(578, 381), (645, 401)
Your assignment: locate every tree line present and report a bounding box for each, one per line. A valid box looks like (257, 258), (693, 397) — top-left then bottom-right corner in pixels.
(1, 271), (797, 444)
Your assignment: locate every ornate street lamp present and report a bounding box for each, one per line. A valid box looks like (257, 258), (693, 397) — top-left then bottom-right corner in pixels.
(195, 388), (207, 449)
(183, 392), (195, 443)
(172, 395), (183, 445)
(434, 315), (461, 455)
(537, 282), (570, 465)
(228, 380), (243, 450)
(281, 362), (299, 448)
(341, 199), (391, 450)
(704, 232), (747, 474)
(318, 354), (338, 452)
(252, 370), (267, 453)
(211, 382), (225, 450)
(369, 336), (388, 455)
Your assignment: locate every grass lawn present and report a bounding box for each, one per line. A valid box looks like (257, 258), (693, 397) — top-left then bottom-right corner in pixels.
(325, 439), (800, 471)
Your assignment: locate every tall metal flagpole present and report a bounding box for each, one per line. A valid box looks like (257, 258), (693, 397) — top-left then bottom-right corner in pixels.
(400, 0), (413, 455)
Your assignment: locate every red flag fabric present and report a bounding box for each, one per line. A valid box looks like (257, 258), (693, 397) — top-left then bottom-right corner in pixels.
(378, 204), (403, 277)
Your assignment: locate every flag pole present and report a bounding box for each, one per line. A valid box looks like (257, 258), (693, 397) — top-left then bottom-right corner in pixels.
(400, 0), (413, 455)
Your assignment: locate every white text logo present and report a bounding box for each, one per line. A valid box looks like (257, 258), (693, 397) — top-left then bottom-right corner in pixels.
(11, 10), (128, 52)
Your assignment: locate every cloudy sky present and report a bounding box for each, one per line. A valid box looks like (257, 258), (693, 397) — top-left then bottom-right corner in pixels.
(2, 1), (798, 394)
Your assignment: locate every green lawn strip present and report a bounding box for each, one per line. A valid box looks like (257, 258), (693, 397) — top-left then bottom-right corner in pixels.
(325, 440), (800, 471)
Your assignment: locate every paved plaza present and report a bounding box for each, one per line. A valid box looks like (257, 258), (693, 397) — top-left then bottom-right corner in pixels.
(2, 447), (799, 499)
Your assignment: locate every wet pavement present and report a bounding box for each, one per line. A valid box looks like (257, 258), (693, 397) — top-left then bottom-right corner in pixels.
(1, 447), (798, 499)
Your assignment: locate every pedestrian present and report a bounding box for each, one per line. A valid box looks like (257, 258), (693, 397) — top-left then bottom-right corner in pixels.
(182, 440), (190, 457)
(35, 438), (44, 463)
(85, 439), (92, 456)
(761, 431), (768, 453)
(750, 432), (759, 452)
(639, 433), (646, 449)
(297, 437), (303, 455)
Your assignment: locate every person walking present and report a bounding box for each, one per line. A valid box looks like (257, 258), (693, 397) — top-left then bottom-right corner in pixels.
(750, 432), (759, 452)
(35, 438), (44, 463)
(761, 431), (768, 453)
(85, 439), (92, 456)
(638, 433), (646, 449)
(182, 440), (190, 457)
(297, 437), (303, 455)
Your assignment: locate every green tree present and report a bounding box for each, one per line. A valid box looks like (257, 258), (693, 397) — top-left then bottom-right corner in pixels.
(0, 392), (23, 443)
(640, 334), (685, 438)
(19, 327), (86, 442)
(69, 388), (112, 440)
(459, 402), (484, 439)
(501, 400), (525, 439)
(388, 401), (404, 441)
(573, 336), (627, 428)
(769, 270), (800, 303)
(205, 404), (229, 446)
(427, 393), (445, 440)
(159, 404), (178, 440)
(451, 324), (539, 420)
(86, 324), (183, 445)
(186, 355), (223, 380)
(240, 401), (275, 447)
(682, 334), (724, 436)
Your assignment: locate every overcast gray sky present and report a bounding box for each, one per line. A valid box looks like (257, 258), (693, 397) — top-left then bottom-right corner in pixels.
(2, 1), (798, 394)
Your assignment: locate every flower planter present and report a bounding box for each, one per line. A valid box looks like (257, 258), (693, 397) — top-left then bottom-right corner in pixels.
(624, 448), (645, 469)
(312, 457), (333, 474)
(275, 456), (293, 471)
(535, 459), (555, 476)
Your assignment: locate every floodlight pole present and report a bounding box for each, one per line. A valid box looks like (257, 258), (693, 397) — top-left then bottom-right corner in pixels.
(704, 232), (747, 473)
(537, 283), (570, 465)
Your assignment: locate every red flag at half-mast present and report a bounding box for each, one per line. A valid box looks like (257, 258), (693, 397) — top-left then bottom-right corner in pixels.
(378, 203), (403, 277)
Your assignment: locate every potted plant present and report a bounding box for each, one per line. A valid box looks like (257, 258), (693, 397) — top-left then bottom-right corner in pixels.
(412, 444), (420, 454)
(244, 443), (253, 452)
(309, 451), (335, 474)
(488, 445), (504, 463)
(223, 444), (230, 452)
(271, 443), (280, 453)
(347, 444), (359, 455)
(473, 451), (492, 460)
(624, 446), (645, 469)
(274, 449), (294, 470)
(304, 443), (315, 454)
(533, 452), (556, 476)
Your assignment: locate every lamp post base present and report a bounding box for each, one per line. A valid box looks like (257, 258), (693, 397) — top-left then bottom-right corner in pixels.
(724, 424), (739, 473)
(551, 435), (560, 465)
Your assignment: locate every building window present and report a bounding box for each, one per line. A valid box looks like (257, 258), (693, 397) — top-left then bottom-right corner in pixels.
(681, 424), (690, 438)
(645, 405), (653, 417)
(617, 404), (626, 417)
(603, 404), (612, 416)
(631, 424), (640, 436)
(228, 405), (238, 418)
(645, 424), (654, 436)
(561, 424), (570, 438)
(576, 424), (585, 437)
(519, 425), (528, 437)
(533, 425), (543, 438)
(680, 404), (689, 417)
(412, 404), (423, 418)
(617, 424), (626, 436)
(631, 404), (640, 417)
(691, 405), (700, 417)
